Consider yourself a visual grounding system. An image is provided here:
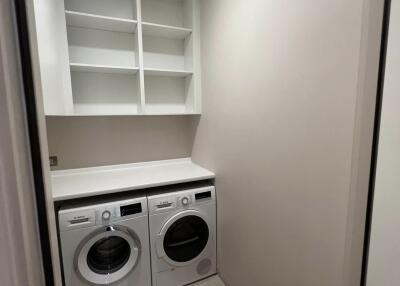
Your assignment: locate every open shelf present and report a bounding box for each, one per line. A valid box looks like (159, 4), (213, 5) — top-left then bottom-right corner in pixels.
(144, 68), (192, 77)
(141, 0), (192, 29)
(70, 63), (139, 74)
(65, 11), (137, 33)
(64, 0), (137, 21)
(143, 35), (192, 71)
(144, 74), (194, 114)
(71, 71), (140, 115)
(67, 26), (138, 68)
(142, 22), (191, 39)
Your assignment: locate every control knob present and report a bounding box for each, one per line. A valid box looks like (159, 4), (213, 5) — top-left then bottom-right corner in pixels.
(181, 197), (190, 206)
(102, 210), (111, 220)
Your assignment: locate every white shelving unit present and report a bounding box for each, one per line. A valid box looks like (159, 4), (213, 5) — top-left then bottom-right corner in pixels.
(44, 0), (201, 116)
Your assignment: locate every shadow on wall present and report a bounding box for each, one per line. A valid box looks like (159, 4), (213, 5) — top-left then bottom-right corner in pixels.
(46, 115), (201, 170)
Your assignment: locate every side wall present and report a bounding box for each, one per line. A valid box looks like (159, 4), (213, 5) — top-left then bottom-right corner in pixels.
(343, 0), (384, 284)
(191, 0), (380, 285)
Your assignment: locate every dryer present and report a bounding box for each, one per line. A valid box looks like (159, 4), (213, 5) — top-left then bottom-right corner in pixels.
(148, 185), (217, 286)
(58, 196), (151, 286)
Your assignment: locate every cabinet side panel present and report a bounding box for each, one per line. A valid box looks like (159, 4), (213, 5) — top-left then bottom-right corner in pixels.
(25, 0), (66, 284)
(32, 0), (73, 115)
(191, 0), (201, 113)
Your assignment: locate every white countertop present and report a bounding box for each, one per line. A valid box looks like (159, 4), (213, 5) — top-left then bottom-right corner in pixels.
(51, 158), (215, 201)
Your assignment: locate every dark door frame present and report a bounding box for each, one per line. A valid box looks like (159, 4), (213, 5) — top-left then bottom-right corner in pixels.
(360, 0), (392, 285)
(13, 0), (55, 285)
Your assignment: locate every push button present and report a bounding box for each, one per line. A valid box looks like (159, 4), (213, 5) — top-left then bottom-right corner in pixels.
(102, 210), (111, 220)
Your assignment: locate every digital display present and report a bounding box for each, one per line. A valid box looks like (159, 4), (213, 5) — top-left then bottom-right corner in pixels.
(120, 203), (142, 216)
(195, 191), (212, 200)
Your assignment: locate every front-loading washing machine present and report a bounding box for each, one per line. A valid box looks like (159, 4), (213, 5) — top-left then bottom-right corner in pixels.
(58, 195), (151, 286)
(148, 185), (217, 286)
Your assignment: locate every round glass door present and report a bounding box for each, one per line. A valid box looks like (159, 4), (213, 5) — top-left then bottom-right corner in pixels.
(87, 236), (131, 274)
(76, 226), (140, 285)
(163, 215), (209, 263)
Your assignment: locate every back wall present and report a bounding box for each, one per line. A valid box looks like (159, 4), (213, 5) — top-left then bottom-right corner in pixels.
(47, 116), (194, 170)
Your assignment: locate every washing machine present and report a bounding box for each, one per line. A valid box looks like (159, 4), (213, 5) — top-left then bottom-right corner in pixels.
(58, 195), (151, 286)
(148, 185), (217, 286)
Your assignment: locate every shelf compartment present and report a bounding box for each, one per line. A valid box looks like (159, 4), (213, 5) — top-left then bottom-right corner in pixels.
(67, 26), (138, 67)
(64, 0), (137, 21)
(141, 0), (193, 29)
(142, 22), (191, 39)
(70, 63), (139, 74)
(71, 71), (140, 115)
(143, 35), (192, 71)
(144, 74), (194, 114)
(144, 68), (192, 77)
(65, 11), (138, 33)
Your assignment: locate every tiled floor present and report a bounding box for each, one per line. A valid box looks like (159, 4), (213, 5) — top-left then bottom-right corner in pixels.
(191, 275), (225, 286)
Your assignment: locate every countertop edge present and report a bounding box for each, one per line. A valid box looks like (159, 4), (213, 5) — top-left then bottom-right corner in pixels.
(51, 158), (215, 201)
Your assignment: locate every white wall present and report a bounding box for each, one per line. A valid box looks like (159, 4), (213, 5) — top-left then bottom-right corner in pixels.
(367, 1), (400, 285)
(191, 0), (380, 285)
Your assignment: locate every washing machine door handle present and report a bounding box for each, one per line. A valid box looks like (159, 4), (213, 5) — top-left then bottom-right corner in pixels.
(155, 210), (209, 259)
(165, 236), (201, 248)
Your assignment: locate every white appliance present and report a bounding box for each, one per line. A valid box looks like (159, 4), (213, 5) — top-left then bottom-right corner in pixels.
(58, 196), (151, 286)
(148, 185), (217, 286)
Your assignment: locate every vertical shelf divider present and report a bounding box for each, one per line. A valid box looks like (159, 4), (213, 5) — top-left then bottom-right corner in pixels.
(136, 0), (146, 114)
(190, 0), (201, 113)
(192, 0), (202, 113)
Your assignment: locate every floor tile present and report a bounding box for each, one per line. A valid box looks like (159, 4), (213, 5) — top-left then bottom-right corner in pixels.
(191, 275), (225, 286)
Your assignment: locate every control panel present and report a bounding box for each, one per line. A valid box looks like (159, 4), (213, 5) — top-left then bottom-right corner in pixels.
(148, 186), (215, 214)
(59, 197), (147, 231)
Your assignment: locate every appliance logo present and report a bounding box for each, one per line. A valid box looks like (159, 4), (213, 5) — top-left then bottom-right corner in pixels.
(156, 200), (173, 208)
